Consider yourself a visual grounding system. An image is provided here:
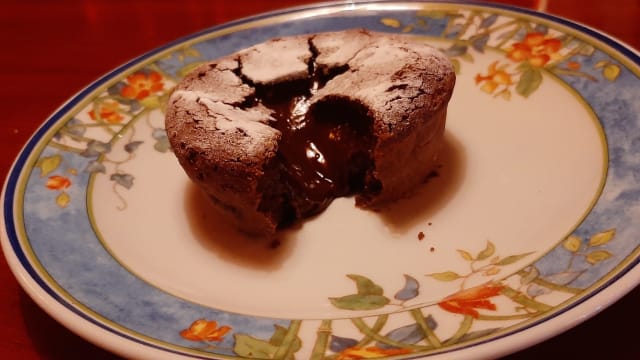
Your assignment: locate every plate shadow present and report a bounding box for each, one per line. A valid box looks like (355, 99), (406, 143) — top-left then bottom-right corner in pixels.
(184, 183), (297, 271)
(183, 131), (465, 266)
(376, 132), (466, 232)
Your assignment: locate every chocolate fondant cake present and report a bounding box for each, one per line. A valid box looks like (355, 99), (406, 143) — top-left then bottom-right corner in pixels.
(165, 29), (456, 236)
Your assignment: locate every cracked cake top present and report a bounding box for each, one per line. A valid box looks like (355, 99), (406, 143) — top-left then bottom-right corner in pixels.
(168, 29), (454, 157)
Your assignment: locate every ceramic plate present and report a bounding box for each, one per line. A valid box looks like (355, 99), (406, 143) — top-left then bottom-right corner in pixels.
(2, 1), (639, 359)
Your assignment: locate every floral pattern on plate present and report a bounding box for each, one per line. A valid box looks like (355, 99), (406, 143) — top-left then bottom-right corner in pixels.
(379, 9), (622, 99)
(2, 2), (639, 360)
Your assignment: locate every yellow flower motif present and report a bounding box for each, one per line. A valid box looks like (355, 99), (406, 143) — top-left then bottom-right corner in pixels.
(56, 192), (71, 208)
(179, 319), (231, 342)
(475, 61), (513, 94)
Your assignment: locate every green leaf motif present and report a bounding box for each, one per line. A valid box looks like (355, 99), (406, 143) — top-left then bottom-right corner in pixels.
(269, 325), (287, 346)
(476, 241), (496, 260)
(37, 154), (62, 178)
(578, 44), (595, 56)
(428, 271), (461, 282)
(233, 334), (278, 359)
(450, 58), (461, 74)
(232, 324), (302, 359)
(588, 229), (616, 247)
(139, 95), (161, 109)
(329, 294), (390, 310)
(563, 235), (582, 252)
(586, 250), (613, 265)
(269, 325), (301, 353)
(346, 274), (384, 296)
(516, 69), (543, 98)
(520, 266), (539, 285)
(495, 252), (534, 266)
(516, 61), (532, 72)
(457, 249), (474, 261)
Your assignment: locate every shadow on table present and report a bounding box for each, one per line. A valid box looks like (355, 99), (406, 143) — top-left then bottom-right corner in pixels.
(19, 289), (123, 360)
(503, 285), (640, 359)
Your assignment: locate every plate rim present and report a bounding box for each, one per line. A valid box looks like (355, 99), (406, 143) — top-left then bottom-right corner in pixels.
(2, 1), (639, 359)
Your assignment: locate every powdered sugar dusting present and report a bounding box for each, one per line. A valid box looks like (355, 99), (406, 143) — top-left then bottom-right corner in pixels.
(172, 90), (279, 154)
(239, 36), (312, 84)
(172, 89), (238, 105)
(312, 29), (373, 69)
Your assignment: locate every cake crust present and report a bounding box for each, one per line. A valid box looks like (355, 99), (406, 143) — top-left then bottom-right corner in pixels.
(165, 29), (456, 236)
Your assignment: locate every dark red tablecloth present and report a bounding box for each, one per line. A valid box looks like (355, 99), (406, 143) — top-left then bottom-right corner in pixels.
(1, 1), (638, 358)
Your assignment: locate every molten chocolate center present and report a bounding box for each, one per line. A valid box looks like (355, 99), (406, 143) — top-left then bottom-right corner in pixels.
(257, 80), (375, 220)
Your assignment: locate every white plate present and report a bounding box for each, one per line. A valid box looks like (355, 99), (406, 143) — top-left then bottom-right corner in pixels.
(2, 1), (639, 359)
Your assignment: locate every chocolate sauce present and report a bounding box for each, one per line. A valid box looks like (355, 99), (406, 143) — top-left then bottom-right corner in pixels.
(256, 80), (375, 219)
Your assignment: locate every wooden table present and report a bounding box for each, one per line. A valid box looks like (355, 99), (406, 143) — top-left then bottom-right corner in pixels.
(0, 0), (638, 358)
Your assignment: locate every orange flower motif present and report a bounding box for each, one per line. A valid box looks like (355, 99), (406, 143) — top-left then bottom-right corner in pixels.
(88, 100), (124, 124)
(438, 283), (505, 319)
(45, 175), (72, 190)
(506, 32), (562, 67)
(337, 346), (412, 360)
(121, 71), (164, 100)
(475, 61), (513, 94)
(180, 319), (231, 342)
